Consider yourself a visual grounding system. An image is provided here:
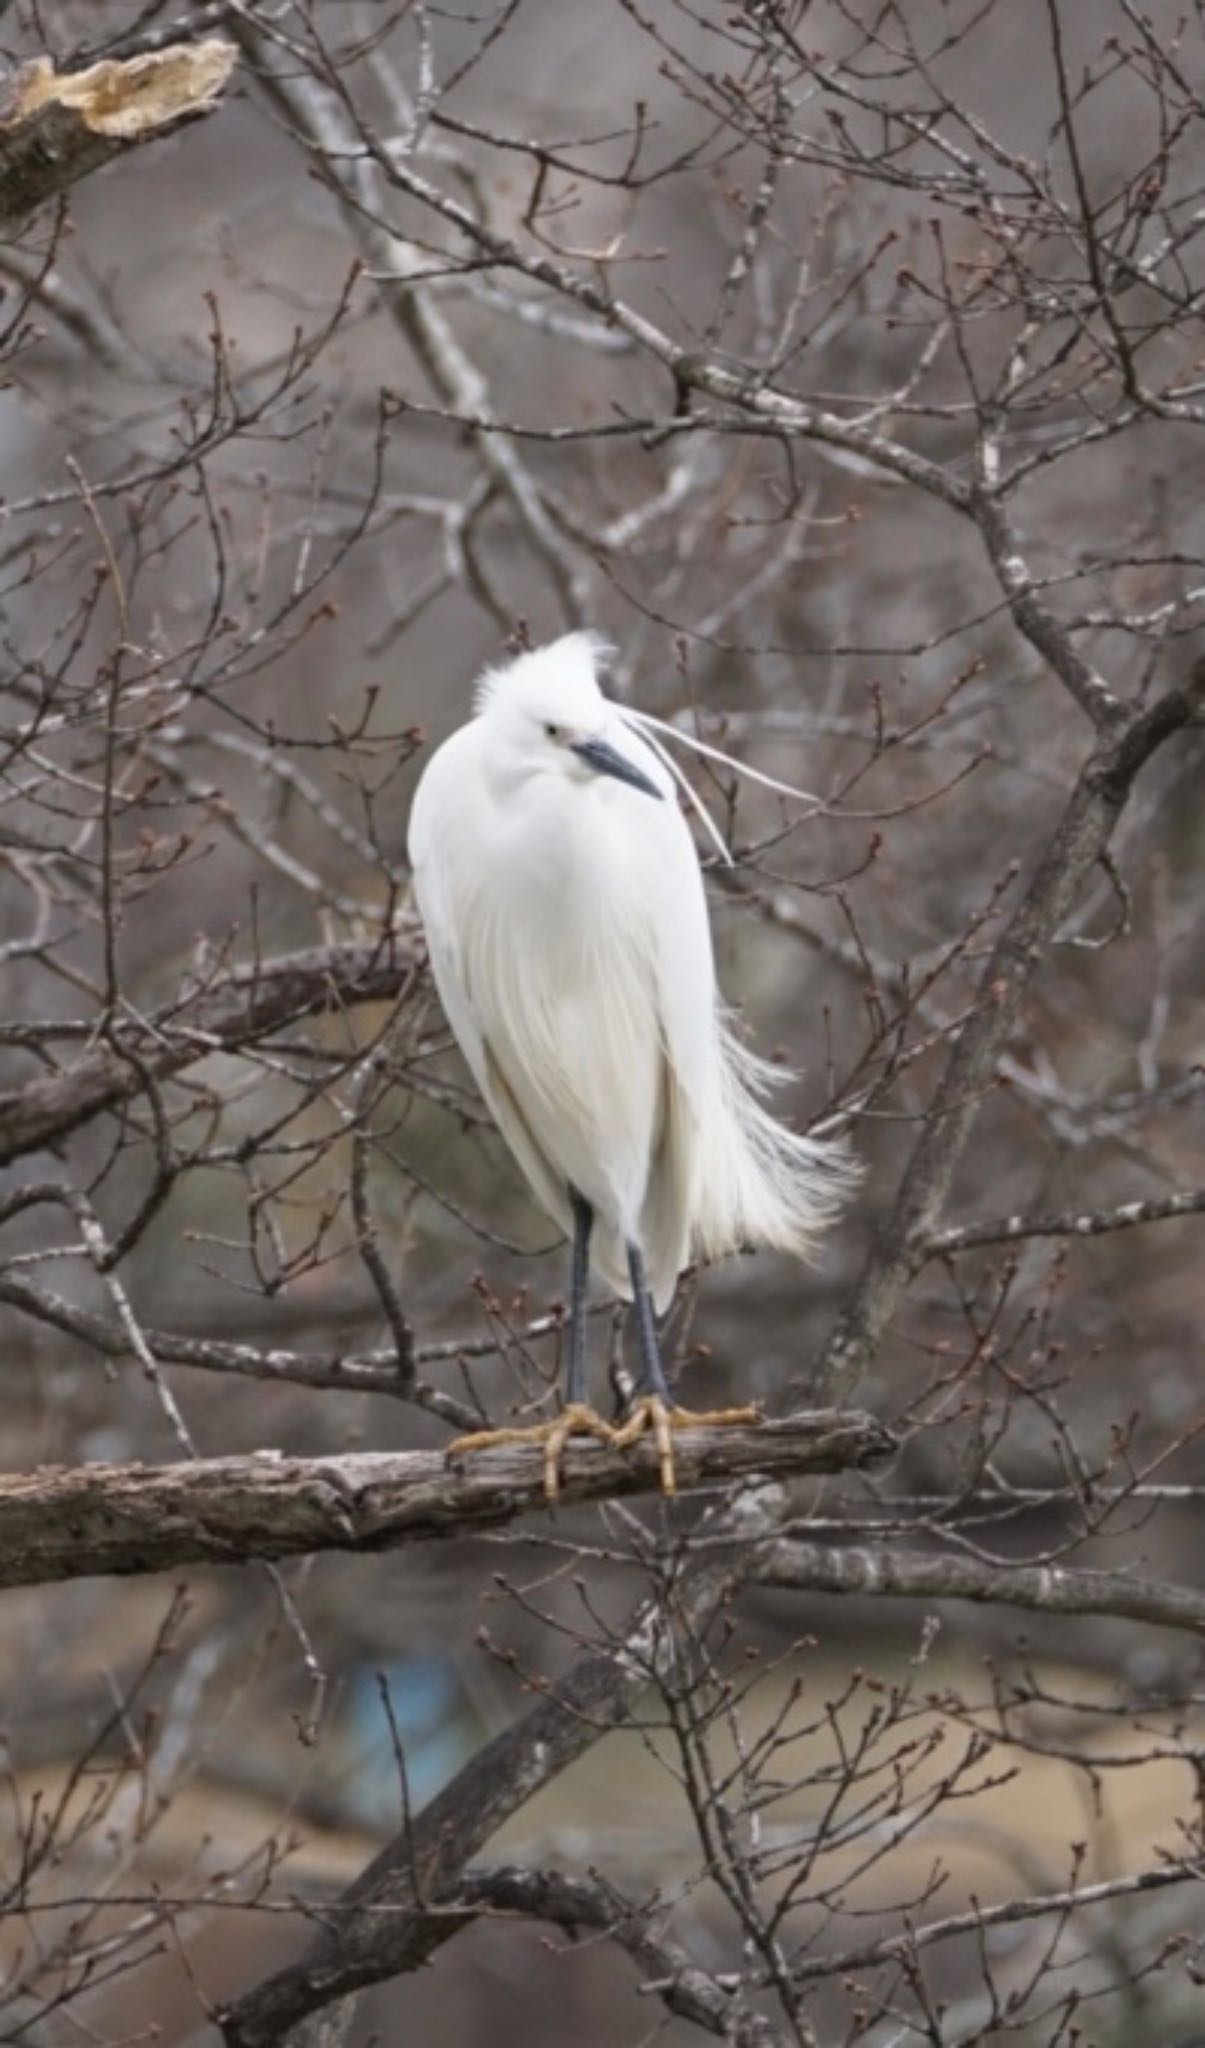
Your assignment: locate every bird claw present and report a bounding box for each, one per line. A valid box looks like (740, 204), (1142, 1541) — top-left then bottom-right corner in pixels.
(447, 1403), (620, 1502)
(610, 1397), (763, 1497)
(448, 1398), (762, 1502)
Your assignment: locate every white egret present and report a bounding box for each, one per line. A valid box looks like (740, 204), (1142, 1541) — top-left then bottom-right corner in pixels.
(408, 633), (850, 1496)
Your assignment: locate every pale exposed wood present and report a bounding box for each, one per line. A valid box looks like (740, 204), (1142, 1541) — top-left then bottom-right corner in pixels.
(0, 39), (236, 223)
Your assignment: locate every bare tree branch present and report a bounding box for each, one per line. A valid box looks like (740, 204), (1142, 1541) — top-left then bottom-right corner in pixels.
(3, 9), (1203, 2043)
(786, 1862), (1202, 1989)
(218, 1477), (798, 2048)
(453, 1864), (790, 2046)
(0, 1413), (892, 1590)
(760, 1539), (1205, 1640)
(808, 660), (1205, 1407)
(0, 928), (419, 1167)
(214, 656), (1205, 2047)
(920, 1185), (1205, 1260)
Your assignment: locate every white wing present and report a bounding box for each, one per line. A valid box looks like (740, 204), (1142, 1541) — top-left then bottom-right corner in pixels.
(408, 725), (575, 1243)
(407, 726), (489, 1089)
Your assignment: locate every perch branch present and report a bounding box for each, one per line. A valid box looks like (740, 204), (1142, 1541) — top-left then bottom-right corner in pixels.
(0, 1412), (892, 1590)
(217, 657), (1205, 2046)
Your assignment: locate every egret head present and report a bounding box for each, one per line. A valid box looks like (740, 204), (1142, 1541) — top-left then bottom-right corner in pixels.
(475, 633), (663, 801)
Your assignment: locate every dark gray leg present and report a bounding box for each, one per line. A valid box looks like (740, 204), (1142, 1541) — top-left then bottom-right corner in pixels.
(566, 1189), (593, 1407)
(626, 1241), (670, 1402)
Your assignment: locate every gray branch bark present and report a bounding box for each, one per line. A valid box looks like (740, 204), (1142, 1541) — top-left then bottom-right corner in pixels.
(453, 1865), (790, 2046)
(0, 1412), (892, 1590)
(787, 1861), (1199, 1987)
(221, 658), (1205, 2041)
(215, 604), (1205, 2048)
(920, 1184), (1205, 1259)
(760, 1539), (1205, 1638)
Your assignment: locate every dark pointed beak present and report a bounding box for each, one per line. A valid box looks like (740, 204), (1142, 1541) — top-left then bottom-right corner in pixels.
(571, 736), (663, 800)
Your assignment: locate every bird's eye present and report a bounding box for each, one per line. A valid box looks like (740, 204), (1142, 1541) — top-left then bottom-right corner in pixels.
(544, 722), (561, 741)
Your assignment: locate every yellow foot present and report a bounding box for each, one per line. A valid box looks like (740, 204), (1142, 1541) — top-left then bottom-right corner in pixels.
(610, 1398), (763, 1498)
(447, 1403), (620, 1502)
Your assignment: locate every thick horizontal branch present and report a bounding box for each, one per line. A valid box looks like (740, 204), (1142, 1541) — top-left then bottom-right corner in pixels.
(0, 38), (236, 222)
(0, 1412), (892, 1589)
(760, 1539), (1205, 1638)
(920, 1184), (1205, 1259)
(0, 928), (419, 1167)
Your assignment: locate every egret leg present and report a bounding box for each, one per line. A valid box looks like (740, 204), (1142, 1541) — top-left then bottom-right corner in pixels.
(627, 1241), (670, 1401)
(610, 1241), (763, 1497)
(446, 1189), (621, 1502)
(565, 1188), (593, 1408)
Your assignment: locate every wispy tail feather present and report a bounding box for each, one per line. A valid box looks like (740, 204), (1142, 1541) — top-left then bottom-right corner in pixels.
(692, 1016), (856, 1268)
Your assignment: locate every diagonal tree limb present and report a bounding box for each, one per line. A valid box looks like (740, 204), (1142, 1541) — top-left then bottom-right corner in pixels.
(219, 663), (1205, 2044)
(0, 1413), (892, 1591)
(805, 659), (1205, 1409)
(218, 1474), (801, 2047)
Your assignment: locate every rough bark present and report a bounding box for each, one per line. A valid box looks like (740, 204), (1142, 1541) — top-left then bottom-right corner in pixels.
(453, 1866), (790, 2046)
(0, 1411), (893, 1589)
(217, 654), (1205, 2045)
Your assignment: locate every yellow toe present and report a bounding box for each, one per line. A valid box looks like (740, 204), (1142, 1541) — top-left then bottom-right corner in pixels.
(610, 1397), (763, 1496)
(447, 1404), (620, 1501)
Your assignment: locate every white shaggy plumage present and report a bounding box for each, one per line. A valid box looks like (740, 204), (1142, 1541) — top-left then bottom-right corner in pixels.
(408, 632), (850, 1314)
